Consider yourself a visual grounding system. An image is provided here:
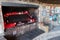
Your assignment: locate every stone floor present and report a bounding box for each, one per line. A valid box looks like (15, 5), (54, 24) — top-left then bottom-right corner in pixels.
(5, 28), (44, 40)
(16, 28), (44, 40)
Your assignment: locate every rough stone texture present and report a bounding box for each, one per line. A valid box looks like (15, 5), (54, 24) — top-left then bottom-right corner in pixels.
(16, 28), (44, 40)
(5, 28), (44, 40)
(0, 36), (7, 40)
(5, 23), (37, 36)
(0, 4), (4, 36)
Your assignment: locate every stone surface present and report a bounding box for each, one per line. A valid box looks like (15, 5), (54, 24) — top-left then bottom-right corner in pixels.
(0, 36), (7, 40)
(16, 28), (44, 40)
(49, 36), (60, 40)
(5, 28), (44, 40)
